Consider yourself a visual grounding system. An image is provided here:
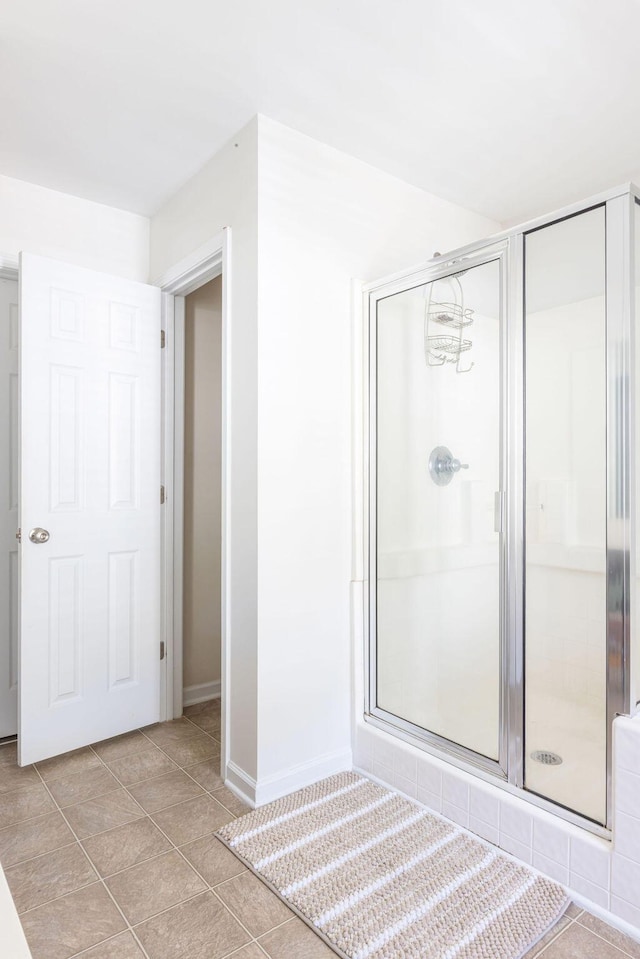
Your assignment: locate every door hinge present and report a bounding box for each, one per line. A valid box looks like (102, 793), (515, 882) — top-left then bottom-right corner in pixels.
(160, 641), (165, 661)
(160, 485), (165, 505)
(160, 330), (166, 349)
(15, 528), (21, 543)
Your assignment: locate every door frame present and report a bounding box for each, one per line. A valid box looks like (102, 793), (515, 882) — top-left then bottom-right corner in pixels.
(155, 229), (231, 777)
(0, 255), (19, 741)
(364, 240), (514, 782)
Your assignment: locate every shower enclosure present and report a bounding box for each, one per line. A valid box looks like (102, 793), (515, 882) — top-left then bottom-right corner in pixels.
(365, 185), (640, 832)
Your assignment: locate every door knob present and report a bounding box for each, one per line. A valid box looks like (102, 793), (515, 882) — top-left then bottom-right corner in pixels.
(28, 527), (50, 544)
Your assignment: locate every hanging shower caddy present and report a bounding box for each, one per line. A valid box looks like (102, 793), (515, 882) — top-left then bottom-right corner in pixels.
(424, 273), (474, 373)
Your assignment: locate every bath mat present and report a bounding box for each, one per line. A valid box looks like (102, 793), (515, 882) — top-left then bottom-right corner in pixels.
(216, 772), (569, 959)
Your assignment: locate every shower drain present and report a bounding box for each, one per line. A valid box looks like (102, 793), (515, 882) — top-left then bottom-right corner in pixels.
(530, 750), (563, 766)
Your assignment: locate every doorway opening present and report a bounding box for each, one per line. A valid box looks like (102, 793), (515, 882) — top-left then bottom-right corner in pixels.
(181, 278), (223, 710)
(158, 230), (230, 779)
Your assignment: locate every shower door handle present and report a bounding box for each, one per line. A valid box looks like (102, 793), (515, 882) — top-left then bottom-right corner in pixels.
(494, 491), (505, 534)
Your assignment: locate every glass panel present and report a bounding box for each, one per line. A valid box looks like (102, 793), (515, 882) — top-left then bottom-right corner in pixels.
(376, 258), (501, 762)
(524, 207), (607, 824)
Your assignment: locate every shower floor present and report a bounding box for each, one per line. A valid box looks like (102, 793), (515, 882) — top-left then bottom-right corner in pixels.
(526, 691), (606, 824)
(380, 677), (606, 824)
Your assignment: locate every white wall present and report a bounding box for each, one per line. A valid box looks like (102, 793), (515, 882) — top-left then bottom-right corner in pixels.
(151, 117), (259, 780)
(255, 116), (498, 798)
(183, 278), (222, 693)
(0, 174), (149, 280)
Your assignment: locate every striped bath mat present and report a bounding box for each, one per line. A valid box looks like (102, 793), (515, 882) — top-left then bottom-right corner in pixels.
(216, 772), (569, 959)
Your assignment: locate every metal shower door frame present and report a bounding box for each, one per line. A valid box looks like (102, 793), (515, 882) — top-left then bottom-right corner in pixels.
(363, 182), (637, 836)
(365, 239), (514, 784)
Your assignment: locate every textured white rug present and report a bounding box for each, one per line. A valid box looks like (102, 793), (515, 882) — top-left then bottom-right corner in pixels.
(217, 772), (569, 959)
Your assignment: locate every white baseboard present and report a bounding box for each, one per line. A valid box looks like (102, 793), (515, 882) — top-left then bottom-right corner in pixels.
(225, 761), (257, 808)
(256, 749), (353, 806)
(182, 681), (221, 707)
(225, 749), (353, 809)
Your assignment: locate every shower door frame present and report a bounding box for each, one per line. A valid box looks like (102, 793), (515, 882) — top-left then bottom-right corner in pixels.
(365, 238), (519, 784)
(362, 183), (637, 835)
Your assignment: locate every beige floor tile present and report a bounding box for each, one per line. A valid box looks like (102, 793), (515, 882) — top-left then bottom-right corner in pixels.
(183, 701), (220, 720)
(230, 945), (268, 959)
(151, 794), (233, 845)
(159, 735), (220, 767)
(92, 731), (151, 763)
(578, 911), (640, 958)
(143, 719), (202, 747)
(36, 747), (102, 783)
(523, 916), (571, 957)
(0, 811), (74, 867)
(565, 902), (583, 919)
(63, 789), (144, 839)
(48, 766), (120, 808)
(105, 748), (177, 786)
(259, 917), (336, 959)
(216, 872), (293, 937)
(185, 713), (221, 738)
(127, 769), (204, 814)
(82, 817), (172, 877)
(0, 782), (55, 826)
(539, 922), (631, 958)
(19, 881), (126, 959)
(0, 761), (40, 794)
(106, 849), (206, 925)
(179, 834), (246, 887)
(4, 842), (97, 913)
(134, 890), (250, 959)
(0, 741), (18, 764)
(76, 930), (147, 957)
(211, 784), (251, 817)
(184, 758), (224, 793)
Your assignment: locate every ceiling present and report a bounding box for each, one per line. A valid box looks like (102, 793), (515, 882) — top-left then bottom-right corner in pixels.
(3, 0), (640, 223)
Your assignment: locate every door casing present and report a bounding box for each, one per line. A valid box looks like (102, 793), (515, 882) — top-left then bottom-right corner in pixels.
(156, 229), (231, 782)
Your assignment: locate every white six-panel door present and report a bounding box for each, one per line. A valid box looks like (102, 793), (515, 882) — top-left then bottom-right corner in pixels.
(0, 278), (19, 739)
(19, 254), (161, 765)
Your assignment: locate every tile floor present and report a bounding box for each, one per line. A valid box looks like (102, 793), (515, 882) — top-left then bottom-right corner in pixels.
(0, 699), (637, 959)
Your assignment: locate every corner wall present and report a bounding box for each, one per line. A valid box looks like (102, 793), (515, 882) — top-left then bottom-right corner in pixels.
(255, 116), (498, 800)
(150, 117), (259, 782)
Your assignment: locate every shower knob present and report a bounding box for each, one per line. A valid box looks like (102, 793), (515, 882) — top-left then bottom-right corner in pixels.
(428, 446), (469, 486)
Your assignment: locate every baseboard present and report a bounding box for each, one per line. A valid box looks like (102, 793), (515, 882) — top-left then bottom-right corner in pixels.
(225, 761), (257, 809)
(254, 748), (353, 806)
(182, 681), (221, 707)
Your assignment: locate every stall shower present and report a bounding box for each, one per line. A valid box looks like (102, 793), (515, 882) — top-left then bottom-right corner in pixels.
(366, 187), (640, 832)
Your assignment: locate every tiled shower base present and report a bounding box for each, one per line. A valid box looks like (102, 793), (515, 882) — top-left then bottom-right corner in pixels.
(0, 700), (638, 958)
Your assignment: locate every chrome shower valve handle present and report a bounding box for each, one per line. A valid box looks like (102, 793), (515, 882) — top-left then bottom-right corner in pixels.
(428, 446), (469, 486)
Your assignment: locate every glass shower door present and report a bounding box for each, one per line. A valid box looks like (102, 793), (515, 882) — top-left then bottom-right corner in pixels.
(372, 255), (503, 766)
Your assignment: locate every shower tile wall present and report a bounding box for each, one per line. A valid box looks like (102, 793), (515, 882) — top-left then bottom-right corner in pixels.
(354, 714), (640, 932)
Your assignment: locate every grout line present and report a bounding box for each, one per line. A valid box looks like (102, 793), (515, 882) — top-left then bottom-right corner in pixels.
(99, 735), (263, 947)
(103, 734), (284, 955)
(573, 915), (640, 959)
(0, 837), (79, 871)
(31, 757), (153, 959)
(67, 928), (138, 958)
(8, 717), (259, 959)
